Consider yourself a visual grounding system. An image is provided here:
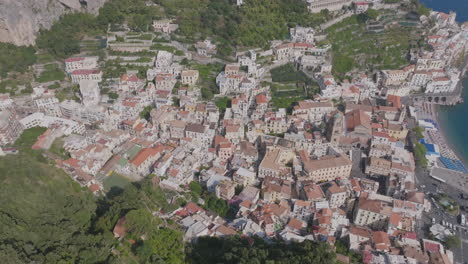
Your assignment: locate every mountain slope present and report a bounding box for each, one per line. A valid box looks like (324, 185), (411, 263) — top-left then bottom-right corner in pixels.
(0, 0), (106, 45)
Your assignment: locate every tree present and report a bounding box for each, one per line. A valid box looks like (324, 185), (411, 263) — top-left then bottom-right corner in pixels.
(412, 126), (424, 141)
(187, 236), (337, 264)
(139, 106), (154, 121)
(189, 181), (203, 196)
(445, 235), (461, 249)
(108, 92), (119, 99)
(135, 228), (184, 264)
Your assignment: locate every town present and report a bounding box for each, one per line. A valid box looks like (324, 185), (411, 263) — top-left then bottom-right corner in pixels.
(1, 0), (468, 263)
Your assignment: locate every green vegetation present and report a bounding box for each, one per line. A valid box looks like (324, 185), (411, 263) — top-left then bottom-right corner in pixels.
(49, 138), (69, 159)
(36, 64), (66, 83)
(189, 181), (230, 217)
(270, 63), (314, 84)
(56, 84), (81, 102)
(434, 193), (459, 215)
(188, 62), (223, 100)
(186, 236), (336, 264)
(98, 0), (162, 32)
(0, 128), (114, 263)
(0, 78), (33, 95)
(335, 239), (363, 263)
(48, 82), (61, 89)
(103, 172), (132, 191)
(139, 105), (154, 121)
(2, 130), (185, 264)
(444, 235), (461, 249)
(325, 12), (423, 79)
(414, 142), (428, 167)
(0, 43), (36, 78)
(268, 63), (320, 111)
(108, 92), (119, 100)
(412, 126), (424, 141)
(159, 0), (328, 53)
(215, 97), (231, 113)
(37, 13), (101, 58)
(408, 0), (431, 17)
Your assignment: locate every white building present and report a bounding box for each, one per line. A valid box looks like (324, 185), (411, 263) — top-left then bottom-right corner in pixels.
(70, 69), (102, 84)
(19, 112), (86, 135)
(65, 57), (98, 73)
(306, 0), (352, 13)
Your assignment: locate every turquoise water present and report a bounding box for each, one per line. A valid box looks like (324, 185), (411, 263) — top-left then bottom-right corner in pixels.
(419, 0), (468, 164)
(437, 79), (468, 165)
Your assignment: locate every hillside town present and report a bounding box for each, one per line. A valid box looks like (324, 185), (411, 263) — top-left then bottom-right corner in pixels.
(1, 1), (468, 263)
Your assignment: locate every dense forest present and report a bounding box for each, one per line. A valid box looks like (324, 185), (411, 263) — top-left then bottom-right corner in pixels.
(186, 236), (337, 264)
(35, 0), (328, 59)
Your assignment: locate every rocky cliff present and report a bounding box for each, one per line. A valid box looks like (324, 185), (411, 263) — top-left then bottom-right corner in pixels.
(0, 0), (107, 46)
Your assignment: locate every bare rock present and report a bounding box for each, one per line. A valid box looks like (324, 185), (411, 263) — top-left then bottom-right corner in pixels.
(0, 0), (107, 46)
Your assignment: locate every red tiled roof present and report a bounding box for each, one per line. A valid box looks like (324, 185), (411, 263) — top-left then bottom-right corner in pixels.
(130, 145), (164, 167)
(256, 94), (268, 104)
(65, 57), (85, 62)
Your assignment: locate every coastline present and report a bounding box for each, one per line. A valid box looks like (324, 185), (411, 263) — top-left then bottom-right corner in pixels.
(433, 77), (468, 167)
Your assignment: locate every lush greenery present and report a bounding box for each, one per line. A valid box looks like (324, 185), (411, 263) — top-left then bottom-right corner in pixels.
(444, 235), (461, 249)
(0, 128), (113, 263)
(412, 126), (424, 141)
(215, 97), (231, 113)
(36, 64), (66, 83)
(433, 193), (459, 215)
(335, 239), (363, 264)
(270, 63), (315, 84)
(189, 181), (231, 218)
(186, 236), (336, 264)
(188, 62), (223, 100)
(139, 105), (154, 121)
(268, 63), (319, 111)
(0, 128), (187, 263)
(37, 13), (101, 58)
(414, 142), (428, 167)
(103, 173), (132, 191)
(158, 0), (327, 52)
(325, 11), (423, 79)
(49, 138), (69, 159)
(0, 43), (37, 78)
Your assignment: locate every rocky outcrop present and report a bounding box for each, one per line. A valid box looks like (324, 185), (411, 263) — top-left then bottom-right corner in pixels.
(0, 0), (107, 46)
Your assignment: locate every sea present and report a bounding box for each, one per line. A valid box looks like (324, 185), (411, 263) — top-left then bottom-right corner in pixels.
(419, 0), (468, 164)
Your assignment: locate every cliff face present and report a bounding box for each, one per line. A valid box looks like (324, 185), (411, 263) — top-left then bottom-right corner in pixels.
(0, 0), (107, 46)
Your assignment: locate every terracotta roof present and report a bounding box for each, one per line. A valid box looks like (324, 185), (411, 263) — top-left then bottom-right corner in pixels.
(346, 109), (371, 131)
(216, 225), (236, 236)
(256, 94), (268, 104)
(130, 145), (164, 167)
(113, 217), (127, 238)
(287, 218), (304, 230)
(349, 225), (371, 238)
(373, 231), (390, 246)
(89, 184), (100, 192)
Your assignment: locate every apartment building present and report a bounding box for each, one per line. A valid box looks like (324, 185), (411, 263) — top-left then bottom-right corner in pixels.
(302, 155), (352, 182)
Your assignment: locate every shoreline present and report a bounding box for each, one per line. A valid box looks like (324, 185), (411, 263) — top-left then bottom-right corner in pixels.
(432, 80), (468, 168)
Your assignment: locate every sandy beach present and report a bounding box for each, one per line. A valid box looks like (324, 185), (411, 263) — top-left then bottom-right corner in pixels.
(420, 103), (462, 163)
